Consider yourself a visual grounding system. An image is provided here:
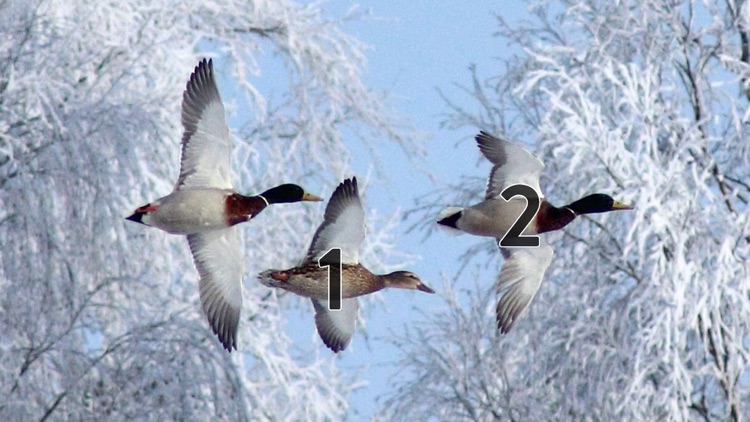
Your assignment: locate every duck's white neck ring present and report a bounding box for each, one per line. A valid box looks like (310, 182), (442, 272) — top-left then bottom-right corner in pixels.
(563, 206), (577, 216)
(258, 195), (270, 206)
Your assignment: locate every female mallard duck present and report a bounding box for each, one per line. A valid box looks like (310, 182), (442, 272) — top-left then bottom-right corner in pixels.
(259, 177), (434, 352)
(126, 59), (322, 352)
(437, 131), (632, 333)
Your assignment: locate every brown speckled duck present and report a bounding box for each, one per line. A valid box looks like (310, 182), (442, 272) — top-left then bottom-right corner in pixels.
(126, 59), (322, 352)
(437, 131), (632, 333)
(259, 177), (434, 352)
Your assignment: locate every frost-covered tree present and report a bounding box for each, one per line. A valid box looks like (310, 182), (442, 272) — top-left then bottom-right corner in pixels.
(0, 0), (411, 419)
(382, 0), (750, 420)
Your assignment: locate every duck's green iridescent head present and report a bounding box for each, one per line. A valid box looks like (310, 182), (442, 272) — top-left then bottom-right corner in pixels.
(261, 184), (322, 204)
(566, 194), (632, 215)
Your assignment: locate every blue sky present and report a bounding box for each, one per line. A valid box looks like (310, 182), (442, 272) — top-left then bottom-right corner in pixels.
(255, 1), (527, 418)
(319, 2), (526, 417)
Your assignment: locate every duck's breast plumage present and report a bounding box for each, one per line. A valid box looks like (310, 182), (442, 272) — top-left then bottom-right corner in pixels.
(458, 198), (537, 238)
(534, 201), (576, 234)
(141, 189), (232, 234)
(224, 194), (268, 226)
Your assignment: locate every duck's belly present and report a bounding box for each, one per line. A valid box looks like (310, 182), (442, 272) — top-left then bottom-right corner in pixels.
(143, 189), (233, 234)
(460, 198), (537, 239)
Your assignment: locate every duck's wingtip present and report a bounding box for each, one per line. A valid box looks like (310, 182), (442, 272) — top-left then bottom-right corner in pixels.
(195, 57), (212, 72)
(476, 130), (491, 138)
(221, 340), (236, 353)
(337, 177), (359, 197)
(215, 328), (238, 353)
(496, 310), (519, 334)
(497, 320), (513, 334)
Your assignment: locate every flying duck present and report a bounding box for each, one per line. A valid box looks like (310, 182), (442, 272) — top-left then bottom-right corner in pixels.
(259, 177), (434, 352)
(126, 59), (322, 351)
(438, 131), (632, 333)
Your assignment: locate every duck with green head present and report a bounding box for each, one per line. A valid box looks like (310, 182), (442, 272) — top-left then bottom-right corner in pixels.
(126, 59), (322, 352)
(438, 131), (632, 333)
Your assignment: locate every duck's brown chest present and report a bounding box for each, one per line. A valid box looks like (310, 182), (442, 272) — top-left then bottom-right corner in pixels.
(225, 194), (268, 226)
(534, 201), (576, 234)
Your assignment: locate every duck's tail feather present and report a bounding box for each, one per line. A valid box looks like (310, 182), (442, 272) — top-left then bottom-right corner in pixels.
(126, 203), (158, 226)
(257, 269), (287, 288)
(125, 212), (145, 224)
(437, 207), (464, 231)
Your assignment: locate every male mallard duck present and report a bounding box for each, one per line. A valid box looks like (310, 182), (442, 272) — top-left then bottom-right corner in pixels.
(437, 131), (632, 333)
(259, 177), (434, 352)
(126, 59), (322, 352)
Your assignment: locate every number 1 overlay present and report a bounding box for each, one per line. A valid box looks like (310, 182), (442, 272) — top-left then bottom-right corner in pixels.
(318, 248), (343, 311)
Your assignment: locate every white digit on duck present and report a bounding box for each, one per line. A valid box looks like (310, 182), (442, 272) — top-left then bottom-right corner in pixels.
(259, 178), (434, 352)
(126, 59), (322, 352)
(437, 131), (632, 333)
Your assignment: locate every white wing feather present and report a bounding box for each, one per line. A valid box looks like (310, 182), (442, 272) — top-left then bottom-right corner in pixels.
(305, 178), (365, 264)
(312, 298), (358, 352)
(187, 228), (243, 350)
(495, 245), (554, 333)
(175, 59), (233, 190)
(475, 131), (545, 199)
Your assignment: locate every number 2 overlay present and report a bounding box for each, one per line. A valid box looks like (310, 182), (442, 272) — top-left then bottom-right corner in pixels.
(498, 183), (541, 247)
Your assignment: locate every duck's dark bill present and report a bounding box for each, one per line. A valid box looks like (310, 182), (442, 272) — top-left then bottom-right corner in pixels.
(417, 283), (436, 294)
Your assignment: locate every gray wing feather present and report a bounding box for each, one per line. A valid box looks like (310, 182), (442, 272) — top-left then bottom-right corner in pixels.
(496, 244), (554, 333)
(175, 59), (233, 190)
(312, 298), (358, 352)
(476, 131), (544, 199)
(187, 228), (243, 350)
(304, 178), (365, 264)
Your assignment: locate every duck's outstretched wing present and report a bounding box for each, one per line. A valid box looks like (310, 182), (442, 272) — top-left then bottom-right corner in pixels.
(176, 59), (233, 190)
(475, 131), (544, 199)
(312, 298), (358, 352)
(187, 228), (243, 351)
(495, 244), (554, 333)
(304, 178), (365, 264)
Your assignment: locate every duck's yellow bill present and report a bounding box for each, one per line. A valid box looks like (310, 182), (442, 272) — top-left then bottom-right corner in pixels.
(612, 200), (633, 210)
(302, 192), (324, 202)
